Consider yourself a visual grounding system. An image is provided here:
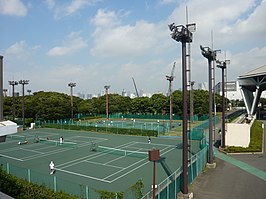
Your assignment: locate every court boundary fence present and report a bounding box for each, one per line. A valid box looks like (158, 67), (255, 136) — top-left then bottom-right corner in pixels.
(0, 162), (141, 199)
(0, 146), (208, 199)
(141, 146), (208, 199)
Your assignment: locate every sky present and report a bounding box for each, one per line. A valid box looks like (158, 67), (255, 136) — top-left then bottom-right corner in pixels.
(0, 0), (266, 96)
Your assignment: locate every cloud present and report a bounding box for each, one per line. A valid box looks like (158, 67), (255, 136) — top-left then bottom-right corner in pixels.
(158, 0), (177, 5)
(90, 9), (171, 58)
(5, 41), (30, 60)
(47, 32), (88, 56)
(0, 0), (27, 16)
(45, 0), (55, 9)
(90, 8), (121, 28)
(47, 0), (101, 20)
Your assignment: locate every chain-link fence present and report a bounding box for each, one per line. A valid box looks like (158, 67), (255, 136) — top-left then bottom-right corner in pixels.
(141, 146), (208, 199)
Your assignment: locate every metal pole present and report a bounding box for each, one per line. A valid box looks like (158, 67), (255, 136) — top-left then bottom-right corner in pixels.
(68, 82), (76, 120)
(70, 86), (73, 119)
(221, 64), (225, 148)
(19, 80), (29, 130)
(169, 80), (172, 130)
(22, 83), (25, 129)
(12, 85), (15, 120)
(104, 85), (110, 119)
(208, 59), (213, 164)
(182, 40), (188, 194)
(152, 160), (156, 199)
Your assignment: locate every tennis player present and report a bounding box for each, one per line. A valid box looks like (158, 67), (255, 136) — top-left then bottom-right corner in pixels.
(49, 161), (55, 174)
(59, 136), (64, 144)
(18, 140), (28, 145)
(148, 136), (151, 144)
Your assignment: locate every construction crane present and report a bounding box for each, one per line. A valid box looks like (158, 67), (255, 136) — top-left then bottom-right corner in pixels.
(166, 62), (176, 96)
(166, 62), (176, 130)
(132, 77), (139, 97)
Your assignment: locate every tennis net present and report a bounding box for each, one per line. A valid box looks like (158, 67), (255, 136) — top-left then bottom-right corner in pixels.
(39, 138), (77, 148)
(98, 146), (148, 158)
(7, 134), (26, 140)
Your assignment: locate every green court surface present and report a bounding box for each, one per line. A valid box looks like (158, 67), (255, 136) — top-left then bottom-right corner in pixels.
(0, 128), (202, 196)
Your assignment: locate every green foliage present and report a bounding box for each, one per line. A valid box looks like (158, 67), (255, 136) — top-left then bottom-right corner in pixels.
(97, 190), (123, 199)
(42, 123), (158, 137)
(225, 120), (263, 153)
(0, 167), (77, 199)
(4, 90), (225, 122)
(130, 179), (144, 199)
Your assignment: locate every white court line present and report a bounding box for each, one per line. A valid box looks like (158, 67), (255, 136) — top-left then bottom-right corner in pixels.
(84, 160), (124, 169)
(0, 153), (23, 161)
(55, 143), (176, 184)
(58, 142), (136, 169)
(103, 147), (146, 165)
(108, 147), (176, 183)
(20, 148), (44, 154)
(55, 168), (111, 183)
(103, 157), (147, 180)
(23, 146), (75, 161)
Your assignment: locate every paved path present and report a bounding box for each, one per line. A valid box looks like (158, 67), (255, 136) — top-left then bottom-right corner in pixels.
(190, 121), (266, 199)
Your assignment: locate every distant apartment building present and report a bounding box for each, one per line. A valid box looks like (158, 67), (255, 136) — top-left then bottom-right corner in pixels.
(214, 81), (242, 100)
(198, 82), (208, 91)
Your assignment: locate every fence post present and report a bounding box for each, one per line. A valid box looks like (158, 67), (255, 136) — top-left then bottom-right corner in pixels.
(86, 185), (89, 199)
(7, 162), (9, 174)
(28, 169), (31, 183)
(53, 176), (57, 192)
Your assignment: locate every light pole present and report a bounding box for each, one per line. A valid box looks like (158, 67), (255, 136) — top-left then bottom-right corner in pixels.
(200, 45), (220, 165)
(217, 60), (230, 148)
(68, 82), (76, 120)
(27, 89), (31, 95)
(8, 81), (18, 121)
(104, 85), (110, 119)
(169, 22), (196, 195)
(19, 80), (29, 130)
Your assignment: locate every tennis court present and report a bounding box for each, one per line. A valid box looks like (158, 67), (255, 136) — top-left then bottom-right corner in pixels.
(0, 128), (202, 197)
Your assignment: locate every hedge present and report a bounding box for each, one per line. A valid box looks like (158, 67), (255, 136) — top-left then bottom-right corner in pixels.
(0, 167), (77, 199)
(42, 123), (158, 137)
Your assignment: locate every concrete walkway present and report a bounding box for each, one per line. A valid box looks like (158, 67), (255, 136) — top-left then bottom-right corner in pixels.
(189, 121), (266, 199)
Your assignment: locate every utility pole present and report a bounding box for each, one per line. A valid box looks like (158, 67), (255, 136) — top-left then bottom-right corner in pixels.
(68, 82), (76, 120)
(8, 80), (18, 121)
(169, 21), (196, 195)
(19, 80), (29, 130)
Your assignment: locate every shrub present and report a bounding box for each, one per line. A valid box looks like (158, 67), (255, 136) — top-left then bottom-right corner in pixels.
(42, 123), (158, 137)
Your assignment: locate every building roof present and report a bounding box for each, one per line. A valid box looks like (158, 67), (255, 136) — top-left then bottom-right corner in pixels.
(238, 65), (266, 79)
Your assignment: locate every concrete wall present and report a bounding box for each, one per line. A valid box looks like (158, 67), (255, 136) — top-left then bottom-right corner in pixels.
(225, 119), (254, 147)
